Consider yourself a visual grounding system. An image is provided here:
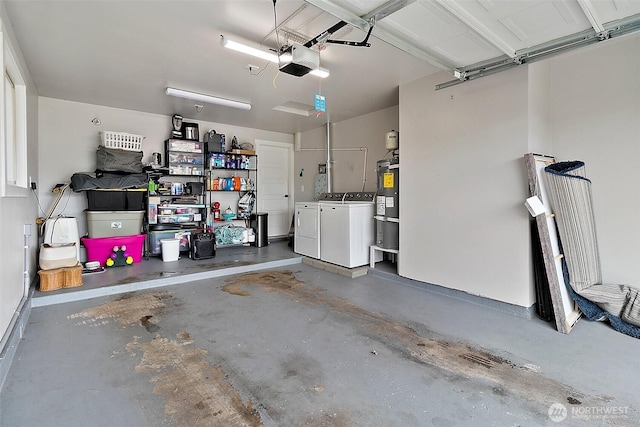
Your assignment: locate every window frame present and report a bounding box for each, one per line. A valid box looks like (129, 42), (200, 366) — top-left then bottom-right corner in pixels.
(0, 30), (28, 198)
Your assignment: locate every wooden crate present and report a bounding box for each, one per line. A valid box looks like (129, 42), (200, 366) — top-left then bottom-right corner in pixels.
(38, 264), (83, 292)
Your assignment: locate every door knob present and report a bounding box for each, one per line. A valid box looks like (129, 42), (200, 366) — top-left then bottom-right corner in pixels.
(284, 194), (289, 197)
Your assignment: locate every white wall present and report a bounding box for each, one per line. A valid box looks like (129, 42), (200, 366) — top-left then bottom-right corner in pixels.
(38, 97), (293, 255)
(531, 34), (640, 285)
(399, 66), (534, 308)
(0, 6), (39, 342)
(399, 33), (640, 308)
(294, 106), (398, 203)
(527, 60), (553, 155)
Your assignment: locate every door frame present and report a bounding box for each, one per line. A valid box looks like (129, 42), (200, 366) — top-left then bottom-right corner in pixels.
(255, 139), (294, 236)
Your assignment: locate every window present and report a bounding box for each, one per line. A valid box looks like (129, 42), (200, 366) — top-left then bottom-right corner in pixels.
(5, 70), (16, 185)
(0, 30), (28, 197)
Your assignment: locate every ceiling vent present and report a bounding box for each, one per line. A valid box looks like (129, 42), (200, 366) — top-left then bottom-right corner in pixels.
(279, 44), (319, 77)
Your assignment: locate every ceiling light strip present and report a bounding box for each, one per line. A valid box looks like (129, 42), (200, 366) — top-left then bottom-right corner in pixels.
(221, 36), (279, 63)
(221, 36), (329, 78)
(165, 87), (251, 110)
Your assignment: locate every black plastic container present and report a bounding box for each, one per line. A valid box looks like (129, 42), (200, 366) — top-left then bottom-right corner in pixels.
(86, 189), (146, 211)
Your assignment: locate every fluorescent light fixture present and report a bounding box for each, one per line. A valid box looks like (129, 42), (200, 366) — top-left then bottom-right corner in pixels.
(309, 67), (330, 78)
(221, 35), (328, 78)
(165, 87), (251, 110)
(221, 36), (279, 63)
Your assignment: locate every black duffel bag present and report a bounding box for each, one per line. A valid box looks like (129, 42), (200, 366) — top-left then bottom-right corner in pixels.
(96, 145), (143, 174)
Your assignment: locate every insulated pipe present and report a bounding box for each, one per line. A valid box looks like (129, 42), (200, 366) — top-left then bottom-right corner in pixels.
(294, 132), (302, 151)
(326, 120), (332, 193)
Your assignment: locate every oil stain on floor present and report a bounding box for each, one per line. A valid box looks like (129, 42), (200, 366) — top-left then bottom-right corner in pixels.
(126, 333), (261, 427)
(222, 270), (623, 415)
(70, 291), (262, 427)
(67, 270), (633, 425)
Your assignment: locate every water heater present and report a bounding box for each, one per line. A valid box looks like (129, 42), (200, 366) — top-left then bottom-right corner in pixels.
(375, 157), (399, 249)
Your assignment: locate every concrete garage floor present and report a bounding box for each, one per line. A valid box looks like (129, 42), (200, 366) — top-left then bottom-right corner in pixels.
(1, 241), (639, 426)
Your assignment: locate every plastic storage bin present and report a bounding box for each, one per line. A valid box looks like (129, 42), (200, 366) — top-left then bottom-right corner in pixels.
(86, 189), (146, 211)
(81, 234), (145, 266)
(100, 131), (145, 151)
(148, 228), (195, 255)
(86, 210), (144, 238)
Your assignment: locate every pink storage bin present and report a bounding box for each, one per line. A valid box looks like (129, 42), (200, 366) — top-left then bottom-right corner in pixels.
(81, 234), (146, 266)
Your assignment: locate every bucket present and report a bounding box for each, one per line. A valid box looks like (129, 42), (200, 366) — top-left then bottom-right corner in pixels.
(160, 238), (180, 262)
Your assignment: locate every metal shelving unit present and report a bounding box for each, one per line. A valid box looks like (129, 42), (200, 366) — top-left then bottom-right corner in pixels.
(205, 151), (257, 247)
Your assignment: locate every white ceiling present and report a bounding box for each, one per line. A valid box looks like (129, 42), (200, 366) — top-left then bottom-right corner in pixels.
(4, 0), (640, 134)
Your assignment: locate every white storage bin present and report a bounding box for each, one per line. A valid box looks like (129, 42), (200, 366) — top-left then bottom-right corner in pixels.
(100, 131), (145, 151)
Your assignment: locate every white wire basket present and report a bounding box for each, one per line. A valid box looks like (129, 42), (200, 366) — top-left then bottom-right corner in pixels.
(100, 131), (145, 151)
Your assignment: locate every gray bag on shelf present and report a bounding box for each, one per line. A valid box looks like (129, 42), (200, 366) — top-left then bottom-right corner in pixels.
(96, 145), (143, 173)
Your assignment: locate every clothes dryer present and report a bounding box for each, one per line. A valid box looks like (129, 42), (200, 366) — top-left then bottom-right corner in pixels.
(294, 202), (320, 259)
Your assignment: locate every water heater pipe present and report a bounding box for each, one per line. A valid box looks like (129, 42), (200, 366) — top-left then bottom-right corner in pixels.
(326, 120), (332, 193)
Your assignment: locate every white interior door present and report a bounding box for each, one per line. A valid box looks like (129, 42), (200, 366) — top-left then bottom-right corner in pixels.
(256, 140), (293, 238)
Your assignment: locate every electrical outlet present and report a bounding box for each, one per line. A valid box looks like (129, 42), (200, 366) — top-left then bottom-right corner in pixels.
(301, 185), (305, 192)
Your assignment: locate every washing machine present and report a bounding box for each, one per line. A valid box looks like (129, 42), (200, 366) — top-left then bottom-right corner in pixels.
(294, 202), (320, 259)
(318, 192), (381, 268)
